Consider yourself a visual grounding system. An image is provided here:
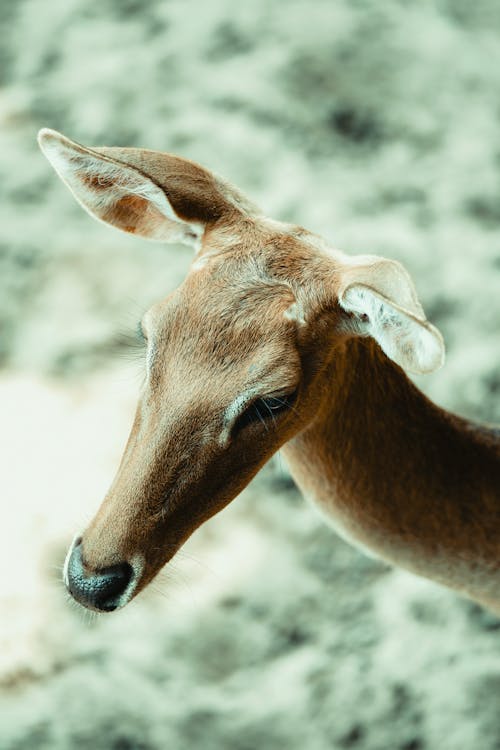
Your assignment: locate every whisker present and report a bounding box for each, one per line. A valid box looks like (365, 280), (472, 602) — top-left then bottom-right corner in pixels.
(153, 564), (197, 606)
(276, 449), (285, 476)
(157, 543), (221, 580)
(254, 404), (269, 432)
(269, 396), (300, 419)
(261, 399), (278, 428)
(174, 551), (221, 580)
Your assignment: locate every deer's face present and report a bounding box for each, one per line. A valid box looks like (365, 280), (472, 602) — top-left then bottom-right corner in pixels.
(39, 129), (443, 611)
(63, 239), (337, 611)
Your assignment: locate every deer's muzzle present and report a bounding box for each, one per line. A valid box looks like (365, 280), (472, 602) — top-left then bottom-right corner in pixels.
(64, 537), (136, 612)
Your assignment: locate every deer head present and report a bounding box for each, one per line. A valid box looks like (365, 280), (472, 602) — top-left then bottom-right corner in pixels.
(38, 129), (444, 611)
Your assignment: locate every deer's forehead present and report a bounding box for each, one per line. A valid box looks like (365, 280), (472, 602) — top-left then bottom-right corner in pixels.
(152, 270), (294, 329)
(143, 292), (300, 404)
(144, 276), (298, 380)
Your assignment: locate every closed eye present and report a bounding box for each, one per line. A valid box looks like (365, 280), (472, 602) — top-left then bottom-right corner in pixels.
(234, 391), (297, 433)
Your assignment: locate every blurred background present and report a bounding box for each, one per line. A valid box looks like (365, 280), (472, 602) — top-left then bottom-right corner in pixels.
(1, 0), (500, 748)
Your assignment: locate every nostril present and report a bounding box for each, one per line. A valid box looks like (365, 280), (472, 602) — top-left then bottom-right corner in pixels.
(66, 541), (134, 612)
(93, 562), (133, 611)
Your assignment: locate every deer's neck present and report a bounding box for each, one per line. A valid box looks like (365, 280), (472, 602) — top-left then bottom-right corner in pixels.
(282, 338), (500, 599)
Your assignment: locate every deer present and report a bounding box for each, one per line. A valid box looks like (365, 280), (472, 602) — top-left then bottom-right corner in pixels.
(38, 128), (500, 615)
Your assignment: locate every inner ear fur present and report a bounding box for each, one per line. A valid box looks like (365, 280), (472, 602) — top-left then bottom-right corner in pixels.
(37, 129), (246, 245)
(339, 255), (426, 319)
(338, 254), (445, 374)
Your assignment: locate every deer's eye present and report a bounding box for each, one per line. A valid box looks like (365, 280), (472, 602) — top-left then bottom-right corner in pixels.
(234, 392), (297, 433)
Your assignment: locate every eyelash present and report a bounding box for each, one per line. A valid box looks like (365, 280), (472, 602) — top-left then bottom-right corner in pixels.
(137, 321), (147, 342)
(234, 392), (297, 433)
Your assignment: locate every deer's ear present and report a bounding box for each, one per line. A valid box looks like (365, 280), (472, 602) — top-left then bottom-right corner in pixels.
(38, 129), (234, 248)
(338, 255), (444, 374)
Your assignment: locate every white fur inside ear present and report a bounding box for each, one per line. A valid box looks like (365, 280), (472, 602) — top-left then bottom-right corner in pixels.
(38, 128), (202, 248)
(341, 285), (444, 374)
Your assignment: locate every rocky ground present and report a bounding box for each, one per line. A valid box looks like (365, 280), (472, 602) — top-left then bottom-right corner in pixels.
(1, 1), (500, 748)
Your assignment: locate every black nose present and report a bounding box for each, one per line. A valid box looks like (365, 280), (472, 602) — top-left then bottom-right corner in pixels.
(66, 539), (133, 612)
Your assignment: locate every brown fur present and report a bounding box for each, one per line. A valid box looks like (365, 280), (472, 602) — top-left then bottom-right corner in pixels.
(93, 146), (239, 224)
(284, 339), (500, 604)
(38, 129), (500, 611)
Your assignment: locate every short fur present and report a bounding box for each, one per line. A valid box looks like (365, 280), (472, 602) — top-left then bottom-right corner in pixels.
(39, 129), (500, 613)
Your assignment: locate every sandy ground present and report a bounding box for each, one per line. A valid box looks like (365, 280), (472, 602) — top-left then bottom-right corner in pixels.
(1, 1), (500, 748)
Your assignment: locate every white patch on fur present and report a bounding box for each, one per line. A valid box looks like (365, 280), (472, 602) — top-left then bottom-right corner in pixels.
(191, 254), (210, 271)
(62, 532), (82, 589)
(139, 311), (156, 378)
(145, 341), (155, 379)
(114, 553), (144, 609)
(219, 388), (259, 446)
(284, 301), (306, 325)
(341, 285), (444, 374)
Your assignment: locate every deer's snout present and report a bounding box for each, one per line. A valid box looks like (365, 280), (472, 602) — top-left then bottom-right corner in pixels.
(64, 538), (134, 612)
